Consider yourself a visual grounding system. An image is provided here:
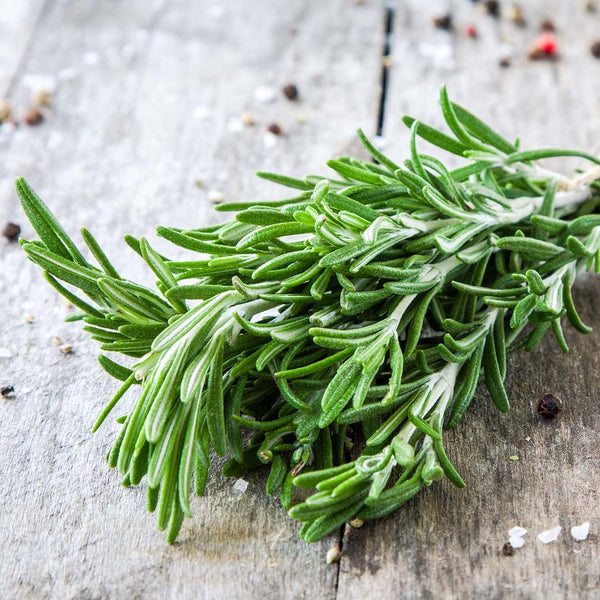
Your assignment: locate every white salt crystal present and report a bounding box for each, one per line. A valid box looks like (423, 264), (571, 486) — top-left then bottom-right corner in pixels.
(207, 189), (225, 204)
(508, 526), (527, 538)
(23, 73), (57, 93)
(0, 348), (12, 359)
(571, 522), (590, 541)
(83, 52), (100, 67)
(233, 478), (248, 493)
(537, 526), (562, 544)
(254, 86), (277, 103)
(263, 132), (278, 148)
(509, 536), (525, 549)
(227, 117), (244, 133)
(192, 105), (210, 120)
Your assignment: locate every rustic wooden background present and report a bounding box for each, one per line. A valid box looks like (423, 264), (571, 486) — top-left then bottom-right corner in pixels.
(1, 1), (599, 598)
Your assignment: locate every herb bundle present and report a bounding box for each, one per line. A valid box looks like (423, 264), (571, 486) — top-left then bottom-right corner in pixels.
(18, 87), (600, 544)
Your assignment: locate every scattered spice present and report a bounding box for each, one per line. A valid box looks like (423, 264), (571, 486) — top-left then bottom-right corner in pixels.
(326, 545), (341, 564)
(52, 337), (62, 346)
(1, 385), (15, 397)
(433, 14), (452, 30)
(207, 190), (226, 204)
(502, 542), (514, 556)
(349, 518), (364, 528)
(59, 343), (73, 354)
(267, 122), (284, 136)
(591, 41), (600, 59)
(528, 33), (558, 60)
(282, 83), (299, 101)
(2, 222), (21, 241)
(294, 112), (308, 124)
(540, 19), (555, 32)
(382, 55), (395, 67)
(509, 455), (519, 461)
(571, 522), (590, 541)
(0, 99), (12, 121)
(506, 4), (525, 26)
(31, 89), (52, 107)
(23, 107), (44, 126)
(499, 57), (511, 68)
(194, 179), (205, 189)
(585, 0), (596, 12)
(537, 393), (562, 419)
(537, 526), (562, 544)
(484, 0), (500, 17)
(24, 313), (35, 324)
(239, 113), (255, 126)
(465, 24), (478, 38)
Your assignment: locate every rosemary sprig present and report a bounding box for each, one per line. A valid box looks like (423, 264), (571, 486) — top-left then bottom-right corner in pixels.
(18, 86), (600, 543)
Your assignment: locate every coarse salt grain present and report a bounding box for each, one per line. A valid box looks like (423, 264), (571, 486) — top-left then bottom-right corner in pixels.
(207, 190), (225, 204)
(227, 117), (244, 133)
(233, 478), (248, 493)
(263, 132), (278, 148)
(83, 52), (100, 67)
(0, 348), (12, 359)
(537, 526), (562, 544)
(508, 526), (527, 537)
(571, 522), (590, 541)
(509, 536), (525, 549)
(254, 86), (277, 103)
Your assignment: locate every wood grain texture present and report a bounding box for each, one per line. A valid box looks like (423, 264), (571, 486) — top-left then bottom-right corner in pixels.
(0, 1), (383, 598)
(336, 1), (600, 598)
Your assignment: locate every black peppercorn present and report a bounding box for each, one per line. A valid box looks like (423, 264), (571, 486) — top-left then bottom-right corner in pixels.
(537, 393), (562, 419)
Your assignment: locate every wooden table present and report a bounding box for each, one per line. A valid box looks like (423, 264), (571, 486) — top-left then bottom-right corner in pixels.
(1, 1), (599, 598)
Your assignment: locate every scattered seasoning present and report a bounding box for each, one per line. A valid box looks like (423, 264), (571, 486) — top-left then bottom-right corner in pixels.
(591, 41), (600, 59)
(509, 455), (519, 461)
(1, 385), (15, 397)
(267, 122), (284, 136)
(571, 522), (590, 541)
(31, 89), (52, 107)
(506, 4), (526, 26)
(24, 313), (35, 324)
(2, 222), (21, 241)
(194, 179), (204, 189)
(0, 99), (11, 121)
(502, 542), (514, 556)
(326, 545), (341, 564)
(433, 14), (452, 30)
(509, 526), (527, 537)
(349, 518), (364, 528)
(53, 336), (62, 346)
(528, 33), (558, 60)
(465, 24), (478, 38)
(585, 0), (596, 12)
(294, 112), (308, 124)
(499, 57), (511, 68)
(23, 107), (44, 126)
(509, 535), (525, 549)
(540, 19), (555, 32)
(59, 343), (73, 354)
(282, 83), (299, 101)
(484, 0), (500, 17)
(207, 190), (226, 204)
(537, 526), (562, 544)
(232, 478), (248, 493)
(239, 113), (255, 126)
(537, 393), (562, 419)
(382, 55), (395, 67)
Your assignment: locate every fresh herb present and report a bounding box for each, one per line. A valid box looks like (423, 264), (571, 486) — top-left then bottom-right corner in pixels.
(17, 87), (600, 543)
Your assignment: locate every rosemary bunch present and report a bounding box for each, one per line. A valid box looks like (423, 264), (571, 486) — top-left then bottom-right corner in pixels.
(18, 86), (600, 543)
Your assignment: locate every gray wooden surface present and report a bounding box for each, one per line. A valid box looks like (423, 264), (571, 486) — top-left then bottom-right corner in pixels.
(0, 1), (598, 599)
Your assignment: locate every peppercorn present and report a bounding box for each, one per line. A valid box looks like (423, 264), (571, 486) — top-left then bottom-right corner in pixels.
(23, 107), (44, 126)
(433, 14), (452, 30)
(267, 123), (284, 136)
(484, 0), (500, 17)
(502, 542), (514, 556)
(537, 393), (562, 419)
(282, 84), (299, 101)
(2, 222), (21, 241)
(591, 41), (600, 59)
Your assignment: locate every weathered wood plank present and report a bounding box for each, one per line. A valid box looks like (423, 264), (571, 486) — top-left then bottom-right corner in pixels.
(0, 1), (384, 598)
(336, 1), (600, 598)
